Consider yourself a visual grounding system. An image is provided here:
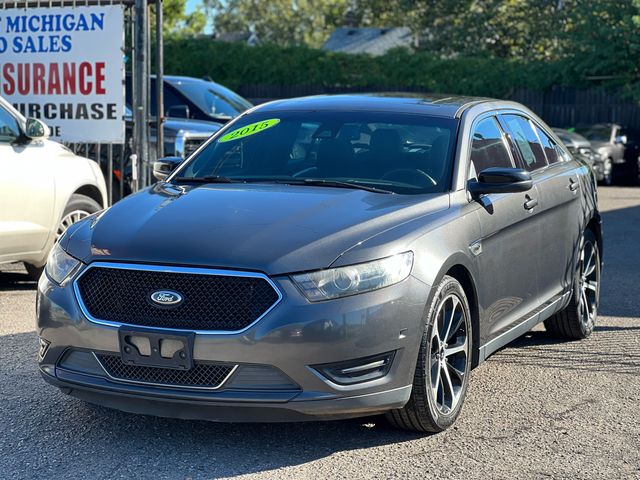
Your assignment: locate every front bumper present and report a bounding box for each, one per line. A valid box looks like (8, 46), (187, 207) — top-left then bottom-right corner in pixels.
(36, 268), (430, 422)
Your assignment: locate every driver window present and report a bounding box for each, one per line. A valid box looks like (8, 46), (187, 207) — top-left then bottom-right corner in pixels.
(470, 117), (514, 176)
(0, 106), (20, 143)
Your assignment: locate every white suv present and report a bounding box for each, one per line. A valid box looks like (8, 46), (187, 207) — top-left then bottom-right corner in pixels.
(0, 96), (107, 278)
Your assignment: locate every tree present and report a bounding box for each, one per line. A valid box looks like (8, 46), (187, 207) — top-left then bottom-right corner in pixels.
(160, 0), (207, 36)
(208, 0), (349, 47)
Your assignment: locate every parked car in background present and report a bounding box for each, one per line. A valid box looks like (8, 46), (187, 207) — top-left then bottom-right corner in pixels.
(0, 96), (106, 279)
(553, 128), (610, 185)
(126, 75), (253, 158)
(573, 123), (640, 184)
(87, 76), (251, 201)
(38, 95), (601, 433)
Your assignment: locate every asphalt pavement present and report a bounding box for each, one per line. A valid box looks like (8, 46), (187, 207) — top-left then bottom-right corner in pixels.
(1, 186), (638, 480)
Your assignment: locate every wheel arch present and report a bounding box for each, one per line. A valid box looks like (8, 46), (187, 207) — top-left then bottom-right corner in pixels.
(586, 211), (603, 263)
(445, 264), (481, 369)
(73, 184), (106, 209)
(424, 253), (481, 369)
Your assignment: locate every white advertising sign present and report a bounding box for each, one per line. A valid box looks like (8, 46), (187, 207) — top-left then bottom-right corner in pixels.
(0, 5), (125, 143)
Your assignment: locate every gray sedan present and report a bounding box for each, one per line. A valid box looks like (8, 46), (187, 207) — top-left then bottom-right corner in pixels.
(36, 94), (601, 433)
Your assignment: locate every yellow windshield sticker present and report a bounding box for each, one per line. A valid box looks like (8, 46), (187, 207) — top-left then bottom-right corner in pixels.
(218, 118), (281, 143)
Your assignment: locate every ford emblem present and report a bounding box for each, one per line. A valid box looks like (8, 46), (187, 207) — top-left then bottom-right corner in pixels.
(150, 290), (183, 306)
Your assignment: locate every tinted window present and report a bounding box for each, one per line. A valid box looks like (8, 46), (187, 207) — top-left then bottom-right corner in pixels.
(533, 125), (559, 164)
(0, 106), (20, 143)
(177, 111), (458, 194)
(502, 115), (547, 171)
(469, 117), (513, 174)
(171, 80), (252, 119)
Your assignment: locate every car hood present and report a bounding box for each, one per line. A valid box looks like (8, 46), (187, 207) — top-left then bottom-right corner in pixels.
(64, 183), (448, 275)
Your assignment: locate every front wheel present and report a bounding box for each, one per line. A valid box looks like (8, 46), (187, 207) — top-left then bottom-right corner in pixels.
(386, 275), (472, 432)
(544, 229), (600, 340)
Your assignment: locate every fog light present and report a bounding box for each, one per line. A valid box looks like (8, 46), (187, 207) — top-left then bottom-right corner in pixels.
(38, 337), (50, 361)
(313, 351), (395, 385)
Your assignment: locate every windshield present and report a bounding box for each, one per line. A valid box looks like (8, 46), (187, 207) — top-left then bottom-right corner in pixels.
(173, 111), (458, 194)
(574, 126), (611, 143)
(171, 80), (253, 119)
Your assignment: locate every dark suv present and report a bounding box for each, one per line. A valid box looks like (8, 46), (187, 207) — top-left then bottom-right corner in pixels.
(128, 75), (254, 159)
(37, 95), (601, 432)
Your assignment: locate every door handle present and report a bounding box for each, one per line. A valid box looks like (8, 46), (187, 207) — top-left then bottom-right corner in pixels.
(569, 178), (580, 192)
(524, 196), (538, 210)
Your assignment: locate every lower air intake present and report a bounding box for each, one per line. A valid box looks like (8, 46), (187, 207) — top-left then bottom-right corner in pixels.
(95, 353), (236, 390)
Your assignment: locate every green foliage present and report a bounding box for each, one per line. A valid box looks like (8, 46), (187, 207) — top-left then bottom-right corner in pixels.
(164, 0), (640, 97)
(164, 38), (568, 97)
(207, 0), (349, 48)
(160, 0), (207, 36)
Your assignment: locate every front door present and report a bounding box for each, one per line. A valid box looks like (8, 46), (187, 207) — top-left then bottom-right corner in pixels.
(0, 105), (54, 260)
(468, 115), (542, 345)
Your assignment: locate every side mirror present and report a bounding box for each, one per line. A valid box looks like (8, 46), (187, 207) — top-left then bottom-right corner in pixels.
(153, 156), (183, 181)
(166, 105), (190, 119)
(468, 167), (533, 196)
(25, 118), (49, 140)
(614, 135), (627, 145)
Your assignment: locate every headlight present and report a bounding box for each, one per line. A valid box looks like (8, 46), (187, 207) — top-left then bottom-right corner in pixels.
(45, 242), (82, 285)
(291, 252), (414, 302)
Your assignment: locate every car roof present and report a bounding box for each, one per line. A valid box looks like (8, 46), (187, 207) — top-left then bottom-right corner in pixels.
(251, 93), (496, 119)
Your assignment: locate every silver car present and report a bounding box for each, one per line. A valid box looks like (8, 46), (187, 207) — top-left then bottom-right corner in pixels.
(36, 95), (601, 432)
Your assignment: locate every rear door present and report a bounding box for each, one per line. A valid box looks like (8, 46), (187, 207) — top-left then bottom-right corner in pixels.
(0, 105), (55, 260)
(500, 113), (582, 304)
(469, 115), (542, 344)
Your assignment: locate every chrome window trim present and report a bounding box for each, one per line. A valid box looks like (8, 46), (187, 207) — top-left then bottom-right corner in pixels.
(93, 352), (239, 391)
(72, 261), (284, 335)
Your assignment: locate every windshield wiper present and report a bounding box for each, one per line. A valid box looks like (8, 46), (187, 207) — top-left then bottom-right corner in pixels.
(281, 178), (393, 194)
(173, 176), (239, 184)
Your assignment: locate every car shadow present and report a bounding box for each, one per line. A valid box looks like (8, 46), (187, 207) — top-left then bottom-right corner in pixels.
(0, 266), (37, 291)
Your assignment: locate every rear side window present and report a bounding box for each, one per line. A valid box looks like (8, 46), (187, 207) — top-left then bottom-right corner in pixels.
(470, 117), (513, 174)
(533, 125), (559, 164)
(501, 115), (547, 171)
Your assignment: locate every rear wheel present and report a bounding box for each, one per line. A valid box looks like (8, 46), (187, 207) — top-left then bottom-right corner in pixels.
(544, 229), (600, 340)
(24, 194), (101, 280)
(386, 275), (472, 432)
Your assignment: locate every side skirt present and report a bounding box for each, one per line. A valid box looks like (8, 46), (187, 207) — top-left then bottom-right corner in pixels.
(478, 291), (570, 363)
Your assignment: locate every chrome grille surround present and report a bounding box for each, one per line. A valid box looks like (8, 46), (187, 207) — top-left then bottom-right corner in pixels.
(72, 262), (283, 335)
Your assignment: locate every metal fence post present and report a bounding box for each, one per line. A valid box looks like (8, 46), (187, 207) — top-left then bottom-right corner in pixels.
(133, 0), (149, 191)
(156, 0), (164, 161)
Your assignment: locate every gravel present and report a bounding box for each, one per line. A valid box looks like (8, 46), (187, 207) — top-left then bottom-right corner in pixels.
(1, 186), (638, 480)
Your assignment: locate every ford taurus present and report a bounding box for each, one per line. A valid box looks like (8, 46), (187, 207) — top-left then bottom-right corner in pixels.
(37, 94), (601, 432)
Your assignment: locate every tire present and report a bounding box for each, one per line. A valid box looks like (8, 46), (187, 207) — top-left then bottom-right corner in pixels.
(544, 229), (600, 340)
(24, 263), (44, 281)
(24, 193), (101, 280)
(386, 275), (472, 433)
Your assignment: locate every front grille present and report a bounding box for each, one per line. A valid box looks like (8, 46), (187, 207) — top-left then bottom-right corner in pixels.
(96, 353), (235, 389)
(75, 265), (281, 331)
(184, 137), (206, 157)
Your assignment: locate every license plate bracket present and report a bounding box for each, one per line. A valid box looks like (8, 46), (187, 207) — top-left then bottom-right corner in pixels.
(118, 327), (195, 370)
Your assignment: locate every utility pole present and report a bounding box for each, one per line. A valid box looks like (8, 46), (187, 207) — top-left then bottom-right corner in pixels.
(133, 0), (149, 190)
